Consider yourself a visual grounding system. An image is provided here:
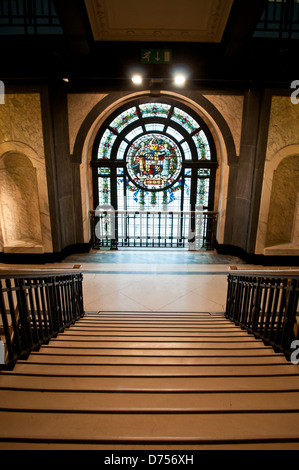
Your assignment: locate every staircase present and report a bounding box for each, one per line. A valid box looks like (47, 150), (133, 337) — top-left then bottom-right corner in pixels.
(1, 311), (299, 450)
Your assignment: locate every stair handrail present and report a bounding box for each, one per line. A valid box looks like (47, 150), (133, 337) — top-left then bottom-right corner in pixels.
(0, 267), (84, 370)
(226, 267), (299, 360)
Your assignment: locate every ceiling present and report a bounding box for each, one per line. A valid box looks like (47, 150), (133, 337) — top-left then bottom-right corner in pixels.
(84, 0), (234, 43)
(0, 0), (298, 88)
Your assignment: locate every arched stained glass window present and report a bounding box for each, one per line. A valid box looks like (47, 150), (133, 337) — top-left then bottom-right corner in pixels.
(92, 97), (217, 213)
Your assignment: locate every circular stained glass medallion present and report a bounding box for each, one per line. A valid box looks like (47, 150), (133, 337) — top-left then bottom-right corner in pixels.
(126, 133), (183, 191)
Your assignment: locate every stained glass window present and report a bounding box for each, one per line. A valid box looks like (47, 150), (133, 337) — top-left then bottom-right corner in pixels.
(93, 98), (217, 215)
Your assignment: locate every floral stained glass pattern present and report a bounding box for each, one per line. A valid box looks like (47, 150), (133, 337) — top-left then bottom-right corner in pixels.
(110, 107), (139, 133)
(197, 178), (210, 207)
(192, 130), (211, 160)
(98, 129), (117, 159)
(171, 107), (199, 134)
(98, 176), (111, 205)
(139, 103), (171, 119)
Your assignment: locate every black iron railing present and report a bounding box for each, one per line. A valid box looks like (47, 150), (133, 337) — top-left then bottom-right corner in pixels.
(90, 210), (218, 250)
(0, 269), (84, 370)
(226, 269), (299, 360)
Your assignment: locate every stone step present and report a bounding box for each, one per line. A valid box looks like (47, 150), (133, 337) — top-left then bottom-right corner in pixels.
(1, 442), (298, 450)
(1, 411), (299, 444)
(11, 362), (298, 377)
(1, 389), (299, 413)
(1, 373), (299, 392)
(60, 330), (254, 338)
(36, 345), (280, 356)
(26, 353), (288, 365)
(44, 339), (270, 349)
(1, 310), (298, 450)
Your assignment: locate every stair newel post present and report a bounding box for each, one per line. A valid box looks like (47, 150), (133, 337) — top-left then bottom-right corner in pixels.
(251, 276), (262, 335)
(5, 278), (22, 358)
(0, 280), (15, 368)
(15, 277), (34, 358)
(281, 278), (299, 358)
(45, 276), (58, 337)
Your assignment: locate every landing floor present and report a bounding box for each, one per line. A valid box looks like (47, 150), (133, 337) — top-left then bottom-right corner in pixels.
(2, 248), (248, 313)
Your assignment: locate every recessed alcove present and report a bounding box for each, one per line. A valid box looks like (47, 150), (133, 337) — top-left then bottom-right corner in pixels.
(265, 154), (299, 255)
(0, 152), (44, 254)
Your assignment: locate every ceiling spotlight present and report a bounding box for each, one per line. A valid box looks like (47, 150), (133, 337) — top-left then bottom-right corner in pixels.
(174, 74), (186, 87)
(132, 74), (143, 85)
(62, 77), (69, 83)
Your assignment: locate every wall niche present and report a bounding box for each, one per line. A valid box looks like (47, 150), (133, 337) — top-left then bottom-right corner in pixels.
(0, 152), (44, 253)
(265, 154), (299, 253)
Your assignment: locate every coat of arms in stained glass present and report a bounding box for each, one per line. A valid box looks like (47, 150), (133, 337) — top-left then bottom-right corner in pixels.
(126, 133), (182, 191)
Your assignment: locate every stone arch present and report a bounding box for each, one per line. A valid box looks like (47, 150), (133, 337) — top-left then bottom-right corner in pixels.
(0, 151), (44, 253)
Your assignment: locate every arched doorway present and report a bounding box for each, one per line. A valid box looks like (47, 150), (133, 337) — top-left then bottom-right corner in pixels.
(90, 96), (218, 249)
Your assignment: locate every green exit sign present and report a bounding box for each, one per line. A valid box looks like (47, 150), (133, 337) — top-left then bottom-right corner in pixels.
(141, 49), (172, 64)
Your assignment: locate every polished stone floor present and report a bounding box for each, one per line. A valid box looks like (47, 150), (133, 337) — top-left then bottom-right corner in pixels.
(50, 249), (247, 314)
(0, 248), (249, 314)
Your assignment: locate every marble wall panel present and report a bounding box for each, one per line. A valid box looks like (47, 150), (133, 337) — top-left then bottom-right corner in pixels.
(67, 93), (107, 154)
(203, 94), (244, 155)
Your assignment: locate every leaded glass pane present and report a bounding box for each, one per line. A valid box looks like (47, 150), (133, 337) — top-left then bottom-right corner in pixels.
(193, 130), (211, 160)
(98, 167), (110, 176)
(117, 176), (125, 210)
(181, 141), (192, 160)
(145, 123), (165, 132)
(166, 126), (184, 142)
(183, 178), (191, 212)
(171, 107), (199, 133)
(198, 169), (210, 176)
(98, 129), (117, 159)
(126, 126), (143, 141)
(197, 178), (210, 207)
(110, 106), (138, 132)
(98, 176), (111, 205)
(139, 103), (171, 119)
(117, 141), (128, 160)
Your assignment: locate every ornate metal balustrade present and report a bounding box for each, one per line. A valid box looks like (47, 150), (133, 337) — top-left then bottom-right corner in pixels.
(90, 210), (218, 250)
(226, 269), (299, 360)
(0, 269), (84, 370)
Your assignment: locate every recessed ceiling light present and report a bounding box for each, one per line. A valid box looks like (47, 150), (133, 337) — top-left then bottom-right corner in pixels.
(174, 74), (186, 86)
(132, 74), (143, 85)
